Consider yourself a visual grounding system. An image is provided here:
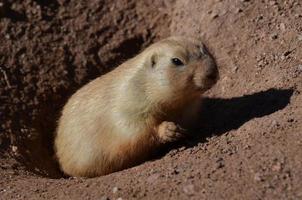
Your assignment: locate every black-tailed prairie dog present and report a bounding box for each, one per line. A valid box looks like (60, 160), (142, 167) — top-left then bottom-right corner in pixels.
(55, 36), (219, 177)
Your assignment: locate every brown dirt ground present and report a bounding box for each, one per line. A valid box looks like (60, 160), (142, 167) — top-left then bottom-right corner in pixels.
(0, 0), (302, 199)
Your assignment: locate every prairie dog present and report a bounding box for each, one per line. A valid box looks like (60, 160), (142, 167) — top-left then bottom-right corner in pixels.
(55, 36), (219, 177)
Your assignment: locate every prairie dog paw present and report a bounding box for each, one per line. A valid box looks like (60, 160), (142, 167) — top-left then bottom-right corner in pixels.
(157, 121), (186, 143)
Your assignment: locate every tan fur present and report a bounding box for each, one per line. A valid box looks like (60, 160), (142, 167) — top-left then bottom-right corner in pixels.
(54, 36), (219, 177)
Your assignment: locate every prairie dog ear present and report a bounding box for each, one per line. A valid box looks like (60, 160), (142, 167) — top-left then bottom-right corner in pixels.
(150, 53), (158, 68)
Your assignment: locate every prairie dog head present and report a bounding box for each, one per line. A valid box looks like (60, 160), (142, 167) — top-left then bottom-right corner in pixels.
(140, 36), (219, 104)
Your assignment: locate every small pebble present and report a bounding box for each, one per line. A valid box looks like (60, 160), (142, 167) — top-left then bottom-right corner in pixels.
(100, 196), (109, 200)
(272, 162), (282, 172)
(147, 174), (160, 183)
(269, 0), (277, 6)
(112, 187), (119, 194)
(271, 120), (280, 127)
(236, 8), (243, 13)
(211, 13), (219, 19)
(183, 184), (196, 195)
(11, 146), (18, 153)
(254, 173), (263, 182)
(271, 33), (278, 40)
(280, 23), (286, 31)
(295, 13), (302, 18)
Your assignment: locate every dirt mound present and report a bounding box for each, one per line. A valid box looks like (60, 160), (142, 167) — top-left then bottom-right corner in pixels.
(1, 0), (302, 199)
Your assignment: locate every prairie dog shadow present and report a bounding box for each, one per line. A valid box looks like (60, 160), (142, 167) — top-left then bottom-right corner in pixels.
(198, 88), (293, 138)
(161, 88), (293, 152)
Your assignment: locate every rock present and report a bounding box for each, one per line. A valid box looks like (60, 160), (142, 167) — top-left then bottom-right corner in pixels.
(183, 184), (196, 195)
(269, 0), (277, 6)
(271, 33), (278, 40)
(11, 145), (18, 153)
(272, 162), (282, 172)
(236, 8), (243, 13)
(100, 196), (109, 200)
(271, 120), (279, 127)
(254, 173), (263, 182)
(211, 13), (219, 19)
(294, 13), (302, 18)
(280, 23), (286, 31)
(112, 187), (119, 194)
(147, 174), (160, 183)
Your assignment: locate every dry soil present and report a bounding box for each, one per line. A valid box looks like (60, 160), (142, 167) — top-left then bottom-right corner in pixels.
(0, 0), (302, 199)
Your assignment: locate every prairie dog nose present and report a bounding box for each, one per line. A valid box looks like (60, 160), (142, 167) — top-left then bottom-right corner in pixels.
(204, 58), (219, 82)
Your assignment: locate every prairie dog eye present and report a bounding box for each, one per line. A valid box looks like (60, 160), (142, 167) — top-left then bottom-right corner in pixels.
(171, 58), (184, 66)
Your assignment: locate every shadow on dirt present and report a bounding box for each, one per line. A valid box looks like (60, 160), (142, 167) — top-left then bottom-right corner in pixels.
(198, 88), (293, 138)
(15, 92), (72, 179)
(160, 88), (294, 153)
